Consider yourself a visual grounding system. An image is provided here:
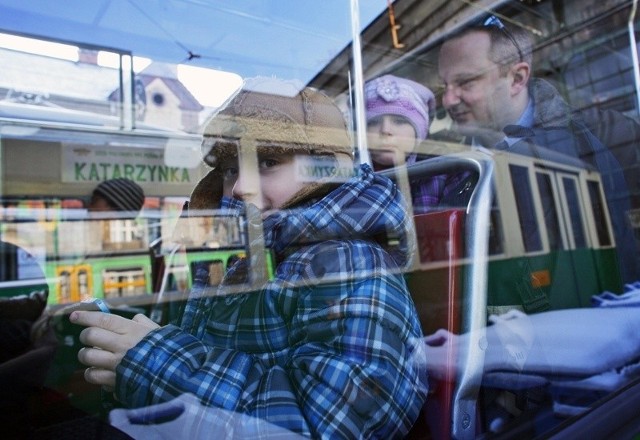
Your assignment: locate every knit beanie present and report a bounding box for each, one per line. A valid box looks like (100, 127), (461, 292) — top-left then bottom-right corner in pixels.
(93, 178), (145, 213)
(365, 74), (436, 140)
(191, 78), (353, 211)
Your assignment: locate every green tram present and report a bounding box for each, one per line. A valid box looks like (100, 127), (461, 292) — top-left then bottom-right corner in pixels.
(46, 242), (247, 305)
(0, 101), (252, 309)
(0, 210), (249, 306)
(0, 138), (621, 322)
(384, 143), (622, 335)
(0, 98), (623, 331)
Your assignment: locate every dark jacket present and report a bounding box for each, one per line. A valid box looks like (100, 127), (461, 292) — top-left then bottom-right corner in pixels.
(503, 78), (637, 283)
(576, 106), (640, 211)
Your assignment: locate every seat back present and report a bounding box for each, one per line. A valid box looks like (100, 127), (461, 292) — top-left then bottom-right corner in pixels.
(381, 152), (494, 440)
(409, 209), (465, 335)
(405, 209), (465, 440)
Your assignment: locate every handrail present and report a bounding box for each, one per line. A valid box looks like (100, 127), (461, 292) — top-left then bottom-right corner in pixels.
(628, 0), (640, 116)
(382, 150), (494, 439)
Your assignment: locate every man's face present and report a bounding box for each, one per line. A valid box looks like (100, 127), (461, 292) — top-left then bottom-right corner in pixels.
(438, 30), (513, 133)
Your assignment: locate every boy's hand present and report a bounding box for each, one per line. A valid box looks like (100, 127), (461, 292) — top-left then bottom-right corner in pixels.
(70, 311), (160, 389)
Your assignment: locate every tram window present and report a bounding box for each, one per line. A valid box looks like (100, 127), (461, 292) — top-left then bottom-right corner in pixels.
(108, 219), (142, 246)
(587, 180), (612, 247)
(58, 270), (71, 303)
(166, 267), (189, 292)
(103, 268), (146, 297)
(189, 259), (223, 287)
(488, 197), (504, 255)
(562, 177), (587, 248)
(536, 173), (563, 250)
(77, 268), (89, 300)
(509, 165), (542, 252)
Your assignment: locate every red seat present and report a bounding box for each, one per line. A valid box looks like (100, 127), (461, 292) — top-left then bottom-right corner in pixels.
(406, 209), (465, 440)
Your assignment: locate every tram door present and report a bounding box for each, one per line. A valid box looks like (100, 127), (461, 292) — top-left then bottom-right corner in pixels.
(55, 264), (93, 303)
(535, 169), (600, 308)
(556, 173), (603, 300)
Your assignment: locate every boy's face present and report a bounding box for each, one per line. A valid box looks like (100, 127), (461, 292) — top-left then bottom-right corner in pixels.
(220, 150), (309, 215)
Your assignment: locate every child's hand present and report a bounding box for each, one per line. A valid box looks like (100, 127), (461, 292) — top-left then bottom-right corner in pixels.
(70, 311), (160, 389)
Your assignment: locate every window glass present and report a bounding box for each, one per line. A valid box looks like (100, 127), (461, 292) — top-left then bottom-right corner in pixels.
(536, 172), (563, 250)
(2, 1), (640, 439)
(488, 193), (504, 255)
(510, 164), (542, 252)
(587, 180), (613, 246)
(562, 176), (587, 248)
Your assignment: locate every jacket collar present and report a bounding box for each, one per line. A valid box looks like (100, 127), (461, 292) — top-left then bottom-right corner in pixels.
(529, 78), (573, 129)
(220, 164), (413, 268)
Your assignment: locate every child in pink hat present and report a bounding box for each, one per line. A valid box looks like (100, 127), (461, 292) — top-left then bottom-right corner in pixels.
(365, 74), (436, 171)
(366, 74), (473, 213)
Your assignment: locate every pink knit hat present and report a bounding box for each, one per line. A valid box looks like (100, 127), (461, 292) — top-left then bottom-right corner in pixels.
(365, 74), (436, 140)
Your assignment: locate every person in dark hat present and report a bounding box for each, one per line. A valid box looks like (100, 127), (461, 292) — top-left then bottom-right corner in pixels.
(88, 178), (145, 216)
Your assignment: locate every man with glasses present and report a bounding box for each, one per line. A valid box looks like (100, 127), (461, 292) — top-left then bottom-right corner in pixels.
(438, 15), (534, 148)
(438, 15), (638, 293)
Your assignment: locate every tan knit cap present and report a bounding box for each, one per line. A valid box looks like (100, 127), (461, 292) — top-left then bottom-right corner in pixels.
(190, 80), (353, 211)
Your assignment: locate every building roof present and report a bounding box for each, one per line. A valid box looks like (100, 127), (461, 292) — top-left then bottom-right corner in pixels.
(0, 48), (203, 112)
(0, 47), (119, 101)
(135, 63), (203, 111)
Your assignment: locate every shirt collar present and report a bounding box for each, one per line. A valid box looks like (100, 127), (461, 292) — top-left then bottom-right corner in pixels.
(470, 97), (534, 148)
(504, 97), (534, 147)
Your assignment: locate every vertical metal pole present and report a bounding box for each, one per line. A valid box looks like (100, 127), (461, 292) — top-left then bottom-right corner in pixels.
(0, 133), (3, 221)
(349, 0), (371, 167)
(118, 54), (125, 130)
(628, 0), (640, 116)
(120, 54), (134, 131)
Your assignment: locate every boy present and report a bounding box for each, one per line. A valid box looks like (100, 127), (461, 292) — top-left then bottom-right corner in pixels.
(71, 79), (426, 438)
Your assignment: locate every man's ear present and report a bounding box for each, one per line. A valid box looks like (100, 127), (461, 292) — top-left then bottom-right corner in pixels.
(510, 62), (530, 95)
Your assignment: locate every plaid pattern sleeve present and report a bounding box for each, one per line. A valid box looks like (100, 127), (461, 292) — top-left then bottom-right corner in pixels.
(115, 240), (426, 439)
(282, 240), (427, 438)
(116, 325), (255, 410)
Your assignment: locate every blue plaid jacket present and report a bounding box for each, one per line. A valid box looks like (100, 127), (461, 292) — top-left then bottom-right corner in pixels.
(116, 165), (426, 439)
